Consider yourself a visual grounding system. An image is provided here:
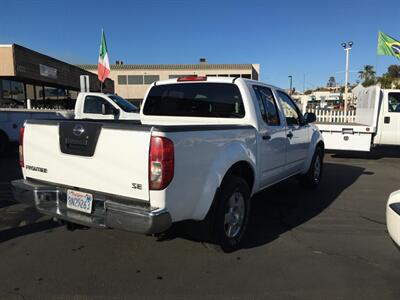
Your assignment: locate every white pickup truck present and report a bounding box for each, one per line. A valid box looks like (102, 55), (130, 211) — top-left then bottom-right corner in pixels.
(11, 77), (324, 251)
(317, 86), (400, 151)
(0, 93), (139, 155)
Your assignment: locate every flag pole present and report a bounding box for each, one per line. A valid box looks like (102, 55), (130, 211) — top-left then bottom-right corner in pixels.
(375, 32), (379, 79)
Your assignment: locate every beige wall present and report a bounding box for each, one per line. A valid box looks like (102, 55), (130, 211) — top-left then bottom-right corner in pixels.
(85, 66), (257, 100)
(0, 45), (15, 76)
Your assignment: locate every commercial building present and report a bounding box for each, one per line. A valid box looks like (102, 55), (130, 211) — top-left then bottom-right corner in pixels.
(0, 44), (114, 109)
(79, 59), (260, 104)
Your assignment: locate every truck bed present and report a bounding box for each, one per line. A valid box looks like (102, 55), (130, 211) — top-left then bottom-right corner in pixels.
(316, 122), (375, 134)
(316, 122), (374, 151)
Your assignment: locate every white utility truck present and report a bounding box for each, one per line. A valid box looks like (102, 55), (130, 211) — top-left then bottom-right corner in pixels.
(11, 77), (324, 252)
(0, 93), (139, 155)
(316, 86), (400, 151)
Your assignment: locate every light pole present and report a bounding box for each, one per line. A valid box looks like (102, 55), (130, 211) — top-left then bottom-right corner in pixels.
(341, 41), (353, 114)
(288, 75), (293, 96)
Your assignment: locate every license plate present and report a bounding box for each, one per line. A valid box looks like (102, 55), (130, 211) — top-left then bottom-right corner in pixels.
(67, 190), (93, 214)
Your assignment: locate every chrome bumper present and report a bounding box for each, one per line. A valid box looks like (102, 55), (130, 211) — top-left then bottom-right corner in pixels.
(11, 179), (172, 234)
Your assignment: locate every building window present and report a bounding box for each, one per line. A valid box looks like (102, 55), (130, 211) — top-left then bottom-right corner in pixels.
(1, 79), (12, 99)
(36, 85), (44, 100)
(229, 74), (240, 78)
(69, 90), (78, 100)
(128, 75), (144, 85)
(169, 75), (189, 79)
(11, 81), (25, 101)
(44, 86), (59, 100)
(241, 74), (251, 79)
(118, 75), (127, 85)
(218, 74), (229, 77)
(0, 79), (25, 108)
(144, 75), (160, 84)
(0, 79), (25, 101)
(26, 84), (35, 100)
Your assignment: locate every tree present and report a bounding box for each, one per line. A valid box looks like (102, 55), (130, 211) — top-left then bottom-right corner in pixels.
(379, 73), (393, 89)
(327, 76), (336, 87)
(387, 65), (400, 78)
(377, 65), (400, 89)
(358, 65), (376, 87)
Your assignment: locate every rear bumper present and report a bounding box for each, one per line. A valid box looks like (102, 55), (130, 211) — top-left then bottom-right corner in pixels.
(11, 179), (172, 235)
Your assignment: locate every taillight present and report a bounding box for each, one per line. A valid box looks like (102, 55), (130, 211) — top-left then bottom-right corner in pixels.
(19, 126), (25, 167)
(177, 76), (207, 82)
(149, 136), (174, 190)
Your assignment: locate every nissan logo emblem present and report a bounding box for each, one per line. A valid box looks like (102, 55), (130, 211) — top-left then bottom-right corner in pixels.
(72, 124), (85, 137)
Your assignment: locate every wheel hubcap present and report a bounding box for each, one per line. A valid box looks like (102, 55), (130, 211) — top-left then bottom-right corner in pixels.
(314, 156), (321, 182)
(224, 191), (245, 238)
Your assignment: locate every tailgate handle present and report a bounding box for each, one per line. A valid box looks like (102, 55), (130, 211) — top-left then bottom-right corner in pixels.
(342, 128), (354, 135)
(65, 138), (88, 149)
(384, 116), (390, 124)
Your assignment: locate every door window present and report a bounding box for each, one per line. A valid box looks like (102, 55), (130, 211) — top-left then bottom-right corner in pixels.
(277, 91), (302, 126)
(83, 96), (114, 114)
(388, 93), (400, 113)
(253, 85), (280, 125)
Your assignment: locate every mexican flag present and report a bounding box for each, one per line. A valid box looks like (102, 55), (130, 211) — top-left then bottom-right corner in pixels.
(98, 29), (110, 82)
(377, 31), (400, 60)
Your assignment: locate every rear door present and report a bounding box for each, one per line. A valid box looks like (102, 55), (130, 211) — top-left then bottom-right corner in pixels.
(252, 85), (287, 187)
(379, 91), (400, 145)
(23, 120), (151, 201)
(82, 95), (118, 120)
(276, 91), (310, 175)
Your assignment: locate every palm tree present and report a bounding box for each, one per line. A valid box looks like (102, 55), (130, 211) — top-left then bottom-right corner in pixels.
(358, 65), (376, 87)
(358, 65), (376, 80)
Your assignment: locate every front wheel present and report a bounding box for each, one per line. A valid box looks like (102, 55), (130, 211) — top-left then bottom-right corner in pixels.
(299, 146), (324, 188)
(203, 175), (251, 252)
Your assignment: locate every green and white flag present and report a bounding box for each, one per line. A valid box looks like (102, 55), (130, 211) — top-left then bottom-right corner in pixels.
(98, 29), (110, 82)
(377, 31), (400, 60)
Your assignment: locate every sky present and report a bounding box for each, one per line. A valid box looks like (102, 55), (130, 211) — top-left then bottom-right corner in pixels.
(1, 0), (399, 91)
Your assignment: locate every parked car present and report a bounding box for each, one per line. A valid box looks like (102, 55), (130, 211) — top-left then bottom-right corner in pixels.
(0, 93), (139, 156)
(387, 190), (400, 248)
(11, 76), (324, 252)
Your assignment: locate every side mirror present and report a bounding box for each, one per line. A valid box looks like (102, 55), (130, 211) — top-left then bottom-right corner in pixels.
(112, 108), (120, 117)
(304, 112), (316, 123)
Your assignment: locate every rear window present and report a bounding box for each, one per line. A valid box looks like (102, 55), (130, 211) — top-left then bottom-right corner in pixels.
(143, 83), (245, 118)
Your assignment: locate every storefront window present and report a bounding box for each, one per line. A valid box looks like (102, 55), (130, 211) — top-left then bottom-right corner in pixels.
(1, 79), (12, 99)
(69, 90), (78, 99)
(36, 85), (44, 100)
(11, 81), (25, 101)
(44, 86), (59, 100)
(26, 84), (35, 100)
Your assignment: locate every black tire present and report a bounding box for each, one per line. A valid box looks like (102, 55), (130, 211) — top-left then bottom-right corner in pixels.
(299, 146), (324, 188)
(203, 175), (251, 252)
(0, 131), (9, 157)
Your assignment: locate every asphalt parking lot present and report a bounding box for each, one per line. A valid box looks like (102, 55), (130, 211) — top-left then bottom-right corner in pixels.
(1, 148), (400, 299)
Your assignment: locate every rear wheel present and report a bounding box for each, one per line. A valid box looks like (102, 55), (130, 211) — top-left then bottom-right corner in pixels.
(299, 146), (324, 188)
(203, 175), (251, 252)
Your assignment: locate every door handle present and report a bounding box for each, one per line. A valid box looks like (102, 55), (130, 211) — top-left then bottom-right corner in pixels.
(262, 134), (271, 140)
(287, 132), (293, 139)
(384, 116), (390, 124)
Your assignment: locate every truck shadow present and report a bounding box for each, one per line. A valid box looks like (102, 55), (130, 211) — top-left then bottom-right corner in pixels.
(159, 162), (365, 251)
(330, 146), (400, 160)
(242, 162), (364, 249)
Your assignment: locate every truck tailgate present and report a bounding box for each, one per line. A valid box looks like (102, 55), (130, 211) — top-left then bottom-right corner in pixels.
(316, 123), (374, 151)
(23, 120), (151, 201)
